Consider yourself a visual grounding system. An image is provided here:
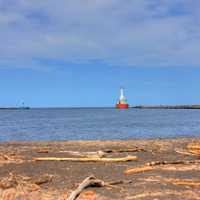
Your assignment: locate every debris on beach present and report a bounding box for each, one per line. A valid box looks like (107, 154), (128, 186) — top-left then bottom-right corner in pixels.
(103, 147), (146, 153)
(0, 173), (54, 200)
(50, 147), (145, 156)
(58, 150), (106, 158)
(0, 139), (200, 200)
(67, 175), (132, 200)
(0, 153), (24, 166)
(0, 173), (53, 189)
(126, 189), (200, 200)
(34, 155), (137, 162)
(37, 148), (50, 153)
(139, 175), (200, 187)
(187, 142), (200, 156)
(124, 159), (200, 174)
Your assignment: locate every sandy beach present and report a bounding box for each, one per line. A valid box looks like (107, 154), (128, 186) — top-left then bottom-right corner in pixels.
(0, 138), (200, 200)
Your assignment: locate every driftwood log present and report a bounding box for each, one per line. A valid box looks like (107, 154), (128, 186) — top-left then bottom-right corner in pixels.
(175, 149), (197, 156)
(143, 176), (200, 187)
(58, 150), (106, 158)
(104, 147), (146, 153)
(125, 160), (200, 175)
(59, 147), (145, 156)
(167, 178), (200, 187)
(34, 155), (137, 162)
(67, 175), (132, 200)
(67, 176), (105, 200)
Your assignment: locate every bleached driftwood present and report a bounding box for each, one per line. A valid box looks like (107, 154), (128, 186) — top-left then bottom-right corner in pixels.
(59, 147), (145, 157)
(125, 166), (154, 174)
(165, 178), (200, 187)
(58, 150), (105, 158)
(125, 160), (200, 175)
(67, 176), (104, 200)
(145, 160), (200, 166)
(104, 147), (146, 153)
(35, 155), (137, 162)
(142, 176), (200, 187)
(175, 149), (197, 156)
(67, 175), (132, 200)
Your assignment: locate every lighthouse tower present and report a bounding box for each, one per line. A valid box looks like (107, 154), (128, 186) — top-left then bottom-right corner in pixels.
(116, 88), (129, 109)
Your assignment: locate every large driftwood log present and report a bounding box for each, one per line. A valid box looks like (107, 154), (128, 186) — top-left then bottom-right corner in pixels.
(60, 147), (145, 156)
(175, 149), (197, 156)
(58, 150), (106, 158)
(67, 176), (132, 200)
(34, 155), (137, 162)
(67, 176), (105, 200)
(125, 160), (200, 175)
(104, 147), (146, 153)
(145, 160), (200, 166)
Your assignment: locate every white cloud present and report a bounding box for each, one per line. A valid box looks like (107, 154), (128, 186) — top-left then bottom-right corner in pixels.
(0, 0), (200, 68)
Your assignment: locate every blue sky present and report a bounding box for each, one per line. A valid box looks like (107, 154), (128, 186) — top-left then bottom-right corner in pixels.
(0, 0), (200, 107)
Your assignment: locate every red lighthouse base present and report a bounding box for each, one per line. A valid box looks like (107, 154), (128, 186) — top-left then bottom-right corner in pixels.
(116, 103), (129, 109)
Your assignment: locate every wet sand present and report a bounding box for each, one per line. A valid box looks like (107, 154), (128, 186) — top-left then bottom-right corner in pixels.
(0, 138), (200, 200)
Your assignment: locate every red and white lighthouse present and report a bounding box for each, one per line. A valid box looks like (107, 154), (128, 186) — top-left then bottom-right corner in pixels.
(116, 88), (129, 109)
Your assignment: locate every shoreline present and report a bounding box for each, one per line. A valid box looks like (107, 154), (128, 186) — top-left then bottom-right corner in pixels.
(133, 105), (200, 109)
(0, 138), (200, 199)
(1, 136), (199, 144)
(1, 105), (200, 110)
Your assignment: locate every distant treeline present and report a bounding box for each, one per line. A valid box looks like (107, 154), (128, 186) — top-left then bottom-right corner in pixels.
(133, 105), (200, 109)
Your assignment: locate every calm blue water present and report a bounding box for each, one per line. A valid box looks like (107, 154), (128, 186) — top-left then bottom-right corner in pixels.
(0, 108), (200, 141)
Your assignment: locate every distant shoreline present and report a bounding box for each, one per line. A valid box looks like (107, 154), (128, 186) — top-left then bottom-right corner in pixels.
(0, 105), (200, 110)
(132, 105), (200, 109)
(0, 107), (30, 110)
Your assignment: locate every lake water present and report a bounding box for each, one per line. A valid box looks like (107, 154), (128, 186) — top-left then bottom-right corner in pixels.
(0, 108), (200, 141)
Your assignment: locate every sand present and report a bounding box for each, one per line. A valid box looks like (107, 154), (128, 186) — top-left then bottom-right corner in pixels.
(0, 138), (200, 200)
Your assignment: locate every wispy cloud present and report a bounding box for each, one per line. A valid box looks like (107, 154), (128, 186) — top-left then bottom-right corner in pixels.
(0, 0), (200, 69)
